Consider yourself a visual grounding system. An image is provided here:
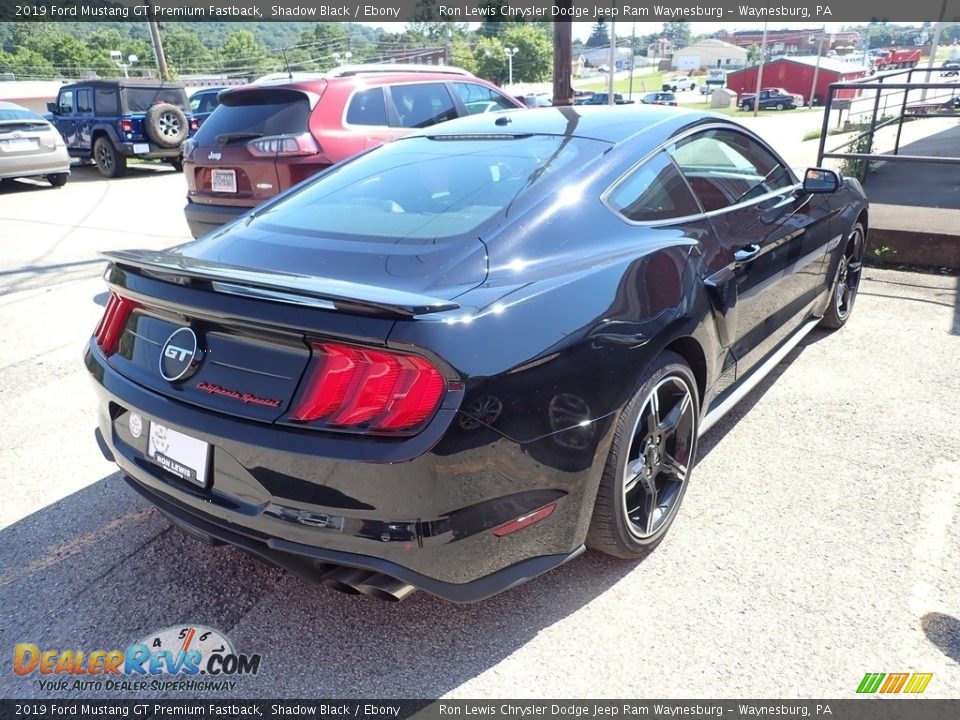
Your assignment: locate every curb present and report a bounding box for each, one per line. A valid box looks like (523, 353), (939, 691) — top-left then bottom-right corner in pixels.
(865, 227), (960, 271)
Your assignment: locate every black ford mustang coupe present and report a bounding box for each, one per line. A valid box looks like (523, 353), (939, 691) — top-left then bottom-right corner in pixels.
(87, 106), (867, 602)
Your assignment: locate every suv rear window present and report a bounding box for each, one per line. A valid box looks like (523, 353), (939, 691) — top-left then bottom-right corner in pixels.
(193, 89), (311, 145)
(122, 87), (189, 113)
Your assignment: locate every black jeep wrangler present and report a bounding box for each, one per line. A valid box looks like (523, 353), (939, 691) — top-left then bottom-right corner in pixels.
(48, 79), (194, 178)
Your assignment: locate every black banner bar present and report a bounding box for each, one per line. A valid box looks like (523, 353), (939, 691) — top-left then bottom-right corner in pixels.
(0, 0), (958, 23)
(3, 701), (960, 720)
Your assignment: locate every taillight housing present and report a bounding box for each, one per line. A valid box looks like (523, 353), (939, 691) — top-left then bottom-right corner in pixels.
(189, 117), (200, 131)
(120, 119), (133, 134)
(247, 133), (320, 158)
(93, 293), (139, 356)
(289, 342), (446, 433)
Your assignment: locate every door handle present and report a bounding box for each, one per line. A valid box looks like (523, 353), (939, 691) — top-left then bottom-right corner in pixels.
(734, 244), (761, 263)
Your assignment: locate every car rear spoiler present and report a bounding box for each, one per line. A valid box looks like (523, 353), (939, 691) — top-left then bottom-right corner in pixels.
(101, 249), (460, 317)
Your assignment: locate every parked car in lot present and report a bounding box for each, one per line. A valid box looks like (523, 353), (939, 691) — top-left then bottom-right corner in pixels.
(88, 106), (868, 603)
(739, 88), (798, 111)
(575, 92), (635, 105)
(182, 65), (524, 237)
(188, 87), (226, 128)
(663, 76), (697, 92)
(641, 92), (678, 106)
(48, 79), (195, 177)
(940, 61), (960, 77)
(0, 101), (70, 187)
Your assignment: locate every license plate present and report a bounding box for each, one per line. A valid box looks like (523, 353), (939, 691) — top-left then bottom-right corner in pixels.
(133, 143), (150, 154)
(1, 138), (39, 151)
(211, 169), (237, 193)
(147, 422), (209, 486)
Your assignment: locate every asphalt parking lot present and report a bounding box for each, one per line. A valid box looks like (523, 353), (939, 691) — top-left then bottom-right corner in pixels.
(1, 164), (958, 699)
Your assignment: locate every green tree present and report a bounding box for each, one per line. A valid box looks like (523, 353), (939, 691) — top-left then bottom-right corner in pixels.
(163, 27), (214, 75)
(585, 21), (610, 48)
(473, 35), (507, 84)
(449, 36), (478, 74)
(500, 24), (552, 82)
(219, 30), (272, 77)
(0, 47), (56, 79)
(662, 22), (692, 47)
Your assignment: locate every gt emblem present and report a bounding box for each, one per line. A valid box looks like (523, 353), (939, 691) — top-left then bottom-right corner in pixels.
(159, 328), (201, 382)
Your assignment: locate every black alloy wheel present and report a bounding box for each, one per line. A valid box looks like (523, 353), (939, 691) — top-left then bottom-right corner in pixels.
(820, 222), (865, 329)
(588, 352), (699, 559)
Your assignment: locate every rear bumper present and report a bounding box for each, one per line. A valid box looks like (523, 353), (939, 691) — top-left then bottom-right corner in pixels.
(86, 339), (596, 602)
(119, 142), (181, 159)
(0, 150), (70, 179)
(121, 469), (583, 603)
(184, 200), (248, 238)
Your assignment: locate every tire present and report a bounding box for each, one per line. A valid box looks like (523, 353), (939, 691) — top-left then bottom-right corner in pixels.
(47, 173), (68, 187)
(775, 102), (785, 111)
(144, 103), (188, 149)
(820, 222), (865, 330)
(587, 351), (700, 559)
(94, 137), (126, 178)
(168, 157), (183, 172)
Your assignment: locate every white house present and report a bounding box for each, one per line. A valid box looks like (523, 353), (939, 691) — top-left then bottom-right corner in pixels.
(672, 40), (747, 72)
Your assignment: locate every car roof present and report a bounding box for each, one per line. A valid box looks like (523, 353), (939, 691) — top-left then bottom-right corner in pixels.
(235, 71), (493, 95)
(59, 79), (186, 90)
(415, 105), (729, 146)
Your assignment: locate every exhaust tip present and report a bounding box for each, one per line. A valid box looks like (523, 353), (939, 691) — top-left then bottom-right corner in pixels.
(355, 573), (417, 602)
(321, 567), (373, 595)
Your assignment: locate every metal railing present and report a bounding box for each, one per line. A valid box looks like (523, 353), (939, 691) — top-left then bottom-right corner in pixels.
(816, 66), (960, 174)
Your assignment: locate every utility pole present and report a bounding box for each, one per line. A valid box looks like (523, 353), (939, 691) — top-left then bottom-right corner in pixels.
(809, 27), (826, 108)
(752, 21), (769, 116)
(145, 3), (170, 81)
(608, 21), (616, 105)
(628, 22), (636, 101)
(921, 0), (948, 102)
(553, 15), (573, 106)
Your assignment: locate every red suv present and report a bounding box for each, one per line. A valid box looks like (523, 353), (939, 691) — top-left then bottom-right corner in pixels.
(182, 66), (524, 237)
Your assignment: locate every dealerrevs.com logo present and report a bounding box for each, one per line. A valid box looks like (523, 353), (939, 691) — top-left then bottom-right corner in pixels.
(13, 625), (261, 693)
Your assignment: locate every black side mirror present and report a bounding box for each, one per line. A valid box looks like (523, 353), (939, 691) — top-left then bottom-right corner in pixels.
(802, 168), (841, 194)
(47, 102), (58, 114)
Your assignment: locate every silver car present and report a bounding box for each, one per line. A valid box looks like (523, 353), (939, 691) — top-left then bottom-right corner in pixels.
(0, 101), (70, 187)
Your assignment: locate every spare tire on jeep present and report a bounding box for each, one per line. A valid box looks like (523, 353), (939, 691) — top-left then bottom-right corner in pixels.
(145, 103), (188, 148)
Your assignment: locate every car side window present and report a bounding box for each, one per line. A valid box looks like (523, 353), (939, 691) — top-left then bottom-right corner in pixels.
(607, 152), (702, 222)
(345, 87), (388, 126)
(666, 128), (793, 212)
(452, 82), (517, 115)
(390, 83), (458, 129)
(58, 90), (74, 115)
(76, 89), (93, 115)
(95, 88), (119, 115)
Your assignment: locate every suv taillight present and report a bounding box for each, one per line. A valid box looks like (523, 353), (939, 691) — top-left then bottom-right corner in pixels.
(247, 133), (320, 158)
(289, 342), (445, 432)
(93, 293), (139, 356)
(120, 119), (133, 134)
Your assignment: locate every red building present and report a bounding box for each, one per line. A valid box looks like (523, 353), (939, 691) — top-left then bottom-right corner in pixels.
(725, 56), (867, 105)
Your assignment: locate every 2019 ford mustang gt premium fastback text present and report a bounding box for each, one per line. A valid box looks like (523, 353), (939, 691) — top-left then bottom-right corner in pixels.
(87, 106), (867, 603)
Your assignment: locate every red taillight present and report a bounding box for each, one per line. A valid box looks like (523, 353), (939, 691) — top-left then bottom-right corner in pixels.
(93, 293), (139, 356)
(120, 119), (133, 134)
(247, 133), (320, 158)
(289, 342), (445, 432)
(190, 117), (200, 131)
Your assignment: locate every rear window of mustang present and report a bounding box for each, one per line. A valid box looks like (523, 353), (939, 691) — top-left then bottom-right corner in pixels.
(251, 135), (610, 241)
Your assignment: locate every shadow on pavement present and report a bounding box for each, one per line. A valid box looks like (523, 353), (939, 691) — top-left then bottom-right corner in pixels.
(921, 612), (960, 664)
(864, 123), (960, 210)
(0, 471), (636, 699)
